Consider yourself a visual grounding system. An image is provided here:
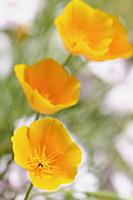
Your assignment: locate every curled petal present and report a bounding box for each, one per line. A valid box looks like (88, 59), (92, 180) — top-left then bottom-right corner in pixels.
(55, 0), (133, 61)
(14, 59), (80, 114)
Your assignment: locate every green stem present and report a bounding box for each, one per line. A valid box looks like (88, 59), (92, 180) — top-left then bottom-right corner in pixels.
(0, 156), (13, 179)
(24, 183), (33, 200)
(63, 54), (72, 66)
(35, 113), (40, 120)
(86, 191), (122, 200)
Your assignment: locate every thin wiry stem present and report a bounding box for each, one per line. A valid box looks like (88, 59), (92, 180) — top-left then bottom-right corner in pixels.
(35, 113), (40, 120)
(24, 183), (33, 200)
(0, 156), (13, 180)
(63, 54), (72, 66)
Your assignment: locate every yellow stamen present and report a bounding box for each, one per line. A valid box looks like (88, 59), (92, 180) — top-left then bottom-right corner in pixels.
(28, 146), (59, 177)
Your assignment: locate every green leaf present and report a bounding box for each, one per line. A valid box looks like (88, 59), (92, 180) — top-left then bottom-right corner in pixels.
(86, 191), (123, 200)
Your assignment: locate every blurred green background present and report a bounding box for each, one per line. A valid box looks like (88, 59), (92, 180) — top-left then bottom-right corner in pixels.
(0, 0), (133, 199)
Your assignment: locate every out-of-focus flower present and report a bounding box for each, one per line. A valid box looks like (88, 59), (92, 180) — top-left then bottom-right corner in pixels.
(73, 168), (98, 200)
(89, 59), (126, 85)
(0, 0), (43, 29)
(14, 115), (37, 129)
(111, 172), (133, 199)
(15, 59), (80, 114)
(0, 33), (12, 79)
(115, 121), (133, 169)
(0, 180), (6, 195)
(7, 162), (28, 190)
(55, 0), (133, 61)
(103, 66), (133, 115)
(110, 122), (133, 198)
(11, 118), (82, 191)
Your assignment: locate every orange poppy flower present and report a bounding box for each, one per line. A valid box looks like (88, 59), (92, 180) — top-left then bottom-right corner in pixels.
(15, 59), (80, 114)
(55, 0), (133, 61)
(11, 118), (82, 191)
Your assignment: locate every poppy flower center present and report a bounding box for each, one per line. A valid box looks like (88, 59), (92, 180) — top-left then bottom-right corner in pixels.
(28, 146), (59, 177)
(38, 163), (43, 167)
